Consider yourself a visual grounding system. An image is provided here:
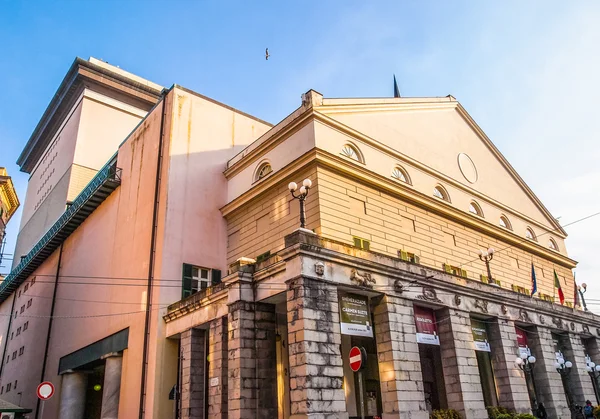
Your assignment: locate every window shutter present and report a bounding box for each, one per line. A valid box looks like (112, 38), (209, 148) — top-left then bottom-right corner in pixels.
(399, 250), (408, 261)
(353, 237), (361, 248)
(443, 264), (452, 274)
(480, 274), (489, 284)
(511, 284), (518, 292)
(182, 263), (193, 299)
(460, 269), (468, 278)
(211, 269), (222, 286)
(413, 255), (420, 265)
(363, 240), (370, 251)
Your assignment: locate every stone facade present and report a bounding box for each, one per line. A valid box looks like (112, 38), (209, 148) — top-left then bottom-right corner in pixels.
(208, 317), (228, 418)
(181, 328), (206, 419)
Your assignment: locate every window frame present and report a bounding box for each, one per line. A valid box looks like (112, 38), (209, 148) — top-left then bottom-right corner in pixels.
(391, 165), (411, 185)
(499, 215), (512, 230)
(525, 227), (537, 241)
(340, 143), (365, 164)
(254, 161), (273, 182)
(433, 185), (451, 203)
(549, 238), (559, 251)
(469, 201), (484, 217)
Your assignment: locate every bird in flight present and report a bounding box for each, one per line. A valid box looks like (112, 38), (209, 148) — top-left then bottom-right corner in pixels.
(265, 48), (270, 60)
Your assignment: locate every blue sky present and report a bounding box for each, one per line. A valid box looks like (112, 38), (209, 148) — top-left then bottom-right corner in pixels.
(2, 1), (600, 307)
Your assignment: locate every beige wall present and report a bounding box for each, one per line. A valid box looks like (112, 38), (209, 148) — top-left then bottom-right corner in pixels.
(316, 165), (574, 304)
(226, 166), (320, 266)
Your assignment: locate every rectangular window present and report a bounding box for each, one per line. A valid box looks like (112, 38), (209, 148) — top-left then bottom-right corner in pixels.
(182, 264), (222, 298)
(1, 386), (3, 394)
(27, 299), (32, 308)
(31, 276), (35, 286)
(14, 380), (17, 389)
(398, 250), (420, 264)
(19, 347), (24, 356)
(511, 284), (530, 296)
(6, 383), (10, 392)
(20, 305), (24, 314)
(23, 321), (28, 331)
(13, 311), (16, 319)
(11, 352), (16, 360)
(538, 293), (554, 302)
(5, 356), (8, 364)
(16, 327), (21, 336)
(10, 332), (13, 340)
(443, 263), (468, 278)
(353, 237), (370, 251)
(24, 284), (28, 292)
(17, 290), (20, 298)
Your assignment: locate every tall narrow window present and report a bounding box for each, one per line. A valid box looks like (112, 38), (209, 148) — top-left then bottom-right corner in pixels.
(526, 227), (537, 241)
(433, 185), (450, 202)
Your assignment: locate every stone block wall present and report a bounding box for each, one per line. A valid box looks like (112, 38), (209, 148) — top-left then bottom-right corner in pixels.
(374, 295), (428, 419)
(286, 276), (348, 419)
(437, 308), (487, 419)
(564, 333), (596, 407)
(181, 328), (206, 419)
(208, 317), (228, 418)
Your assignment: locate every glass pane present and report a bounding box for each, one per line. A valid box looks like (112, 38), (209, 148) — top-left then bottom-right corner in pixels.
(200, 269), (209, 279)
(191, 267), (199, 278)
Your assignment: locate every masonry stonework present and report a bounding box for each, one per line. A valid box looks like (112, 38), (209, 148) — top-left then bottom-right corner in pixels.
(208, 316), (228, 419)
(286, 276), (348, 419)
(181, 328), (206, 419)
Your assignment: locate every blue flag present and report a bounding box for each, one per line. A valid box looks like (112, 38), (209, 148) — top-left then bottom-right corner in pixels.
(531, 263), (537, 297)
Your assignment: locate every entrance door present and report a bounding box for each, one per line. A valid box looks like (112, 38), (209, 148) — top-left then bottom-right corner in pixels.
(419, 344), (447, 413)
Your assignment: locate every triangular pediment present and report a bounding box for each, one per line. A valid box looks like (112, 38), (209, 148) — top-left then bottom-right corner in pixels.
(315, 98), (563, 235)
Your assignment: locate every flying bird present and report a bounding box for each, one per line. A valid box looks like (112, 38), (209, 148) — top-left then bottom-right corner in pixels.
(265, 48), (270, 60)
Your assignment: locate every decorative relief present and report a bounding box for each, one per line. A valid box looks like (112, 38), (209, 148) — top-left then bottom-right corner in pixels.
(314, 262), (324, 276)
(501, 305), (508, 315)
(570, 322), (575, 331)
(596, 328), (600, 337)
(350, 269), (376, 288)
(552, 317), (563, 329)
(454, 294), (462, 306)
(393, 279), (405, 294)
(582, 325), (590, 334)
(417, 287), (442, 303)
(539, 315), (545, 325)
(519, 309), (530, 322)
(475, 299), (488, 313)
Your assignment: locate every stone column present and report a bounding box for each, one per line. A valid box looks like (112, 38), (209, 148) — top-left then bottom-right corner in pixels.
(374, 295), (428, 419)
(208, 316), (228, 419)
(59, 371), (88, 419)
(584, 337), (600, 404)
(181, 328), (206, 419)
(228, 301), (277, 419)
(286, 277), (348, 419)
(527, 326), (569, 418)
(437, 308), (487, 419)
(564, 333), (596, 406)
(487, 319), (531, 413)
(100, 353), (123, 419)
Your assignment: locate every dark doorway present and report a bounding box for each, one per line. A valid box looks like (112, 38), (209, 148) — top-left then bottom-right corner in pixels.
(419, 343), (447, 413)
(84, 364), (105, 419)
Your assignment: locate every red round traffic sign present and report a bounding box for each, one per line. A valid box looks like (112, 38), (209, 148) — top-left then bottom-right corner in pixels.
(349, 346), (363, 372)
(37, 381), (55, 400)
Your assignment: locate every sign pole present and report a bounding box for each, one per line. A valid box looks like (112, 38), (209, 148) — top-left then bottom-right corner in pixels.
(39, 400), (45, 419)
(358, 370), (365, 419)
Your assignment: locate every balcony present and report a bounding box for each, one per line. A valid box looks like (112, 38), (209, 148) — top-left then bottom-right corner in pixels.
(0, 158), (122, 302)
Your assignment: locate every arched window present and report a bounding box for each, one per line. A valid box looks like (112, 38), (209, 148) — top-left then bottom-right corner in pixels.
(254, 161), (272, 182)
(469, 201), (484, 217)
(499, 215), (512, 230)
(549, 238), (559, 251)
(340, 143), (364, 163)
(433, 185), (450, 202)
(525, 227), (537, 241)
(391, 166), (411, 184)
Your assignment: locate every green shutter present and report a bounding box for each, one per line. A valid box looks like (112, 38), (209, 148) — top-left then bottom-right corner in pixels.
(182, 263), (193, 299)
(413, 255), (420, 265)
(211, 269), (222, 286)
(353, 237), (361, 248)
(460, 269), (468, 278)
(443, 264), (452, 274)
(480, 274), (489, 284)
(399, 250), (408, 261)
(363, 240), (370, 251)
(511, 284), (518, 292)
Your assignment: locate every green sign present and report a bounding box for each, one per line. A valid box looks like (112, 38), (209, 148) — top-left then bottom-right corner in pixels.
(471, 319), (490, 352)
(339, 293), (373, 337)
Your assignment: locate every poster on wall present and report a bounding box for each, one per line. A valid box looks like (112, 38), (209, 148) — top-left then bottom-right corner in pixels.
(471, 319), (491, 352)
(414, 306), (440, 345)
(515, 327), (530, 357)
(339, 293), (373, 337)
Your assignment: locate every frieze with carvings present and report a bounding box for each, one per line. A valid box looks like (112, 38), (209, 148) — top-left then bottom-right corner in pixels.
(350, 269), (376, 288)
(519, 309), (530, 322)
(417, 287), (442, 303)
(475, 299), (488, 313)
(454, 294), (462, 307)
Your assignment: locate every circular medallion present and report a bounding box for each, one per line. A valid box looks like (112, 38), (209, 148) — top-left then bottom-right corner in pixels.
(458, 153), (478, 184)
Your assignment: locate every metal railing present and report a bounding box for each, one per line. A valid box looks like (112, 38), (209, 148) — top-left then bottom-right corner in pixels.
(0, 160), (122, 298)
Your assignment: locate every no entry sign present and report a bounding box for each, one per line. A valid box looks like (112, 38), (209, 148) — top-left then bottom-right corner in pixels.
(37, 381), (55, 400)
(349, 346), (364, 372)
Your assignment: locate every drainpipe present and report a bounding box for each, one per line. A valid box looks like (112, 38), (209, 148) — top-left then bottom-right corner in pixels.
(139, 89), (168, 419)
(0, 292), (17, 380)
(35, 242), (64, 419)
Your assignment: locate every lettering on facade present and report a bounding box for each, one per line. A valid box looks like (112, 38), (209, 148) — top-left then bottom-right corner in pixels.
(414, 305), (440, 345)
(350, 269), (375, 288)
(339, 293), (373, 337)
(471, 319), (491, 352)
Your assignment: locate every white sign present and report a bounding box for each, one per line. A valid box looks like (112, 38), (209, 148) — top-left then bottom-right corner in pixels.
(37, 381), (55, 400)
(210, 377), (219, 387)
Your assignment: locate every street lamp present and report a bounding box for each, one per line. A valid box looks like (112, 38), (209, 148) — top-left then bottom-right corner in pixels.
(586, 355), (600, 403)
(288, 178), (312, 229)
(555, 352), (574, 409)
(478, 247), (495, 282)
(578, 283), (589, 312)
(516, 352), (538, 410)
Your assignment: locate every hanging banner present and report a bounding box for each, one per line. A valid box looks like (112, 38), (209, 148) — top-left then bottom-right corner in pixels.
(471, 319), (491, 352)
(414, 306), (440, 345)
(515, 327), (530, 356)
(339, 294), (373, 337)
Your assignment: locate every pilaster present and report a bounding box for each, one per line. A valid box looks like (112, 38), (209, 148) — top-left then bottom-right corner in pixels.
(564, 333), (596, 406)
(437, 308), (487, 419)
(374, 295), (428, 419)
(181, 328), (206, 419)
(208, 316), (228, 419)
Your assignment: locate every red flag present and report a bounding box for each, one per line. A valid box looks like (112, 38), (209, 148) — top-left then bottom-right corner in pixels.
(554, 270), (565, 305)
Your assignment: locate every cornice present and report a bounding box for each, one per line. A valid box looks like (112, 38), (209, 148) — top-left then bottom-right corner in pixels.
(311, 110), (567, 239)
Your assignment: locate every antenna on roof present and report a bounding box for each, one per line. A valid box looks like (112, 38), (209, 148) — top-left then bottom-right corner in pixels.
(393, 75), (401, 98)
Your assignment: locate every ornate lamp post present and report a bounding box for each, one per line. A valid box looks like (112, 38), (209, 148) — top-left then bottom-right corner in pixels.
(516, 352), (538, 410)
(288, 179), (312, 229)
(578, 283), (589, 312)
(555, 351), (574, 409)
(586, 355), (600, 404)
(478, 247), (495, 282)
